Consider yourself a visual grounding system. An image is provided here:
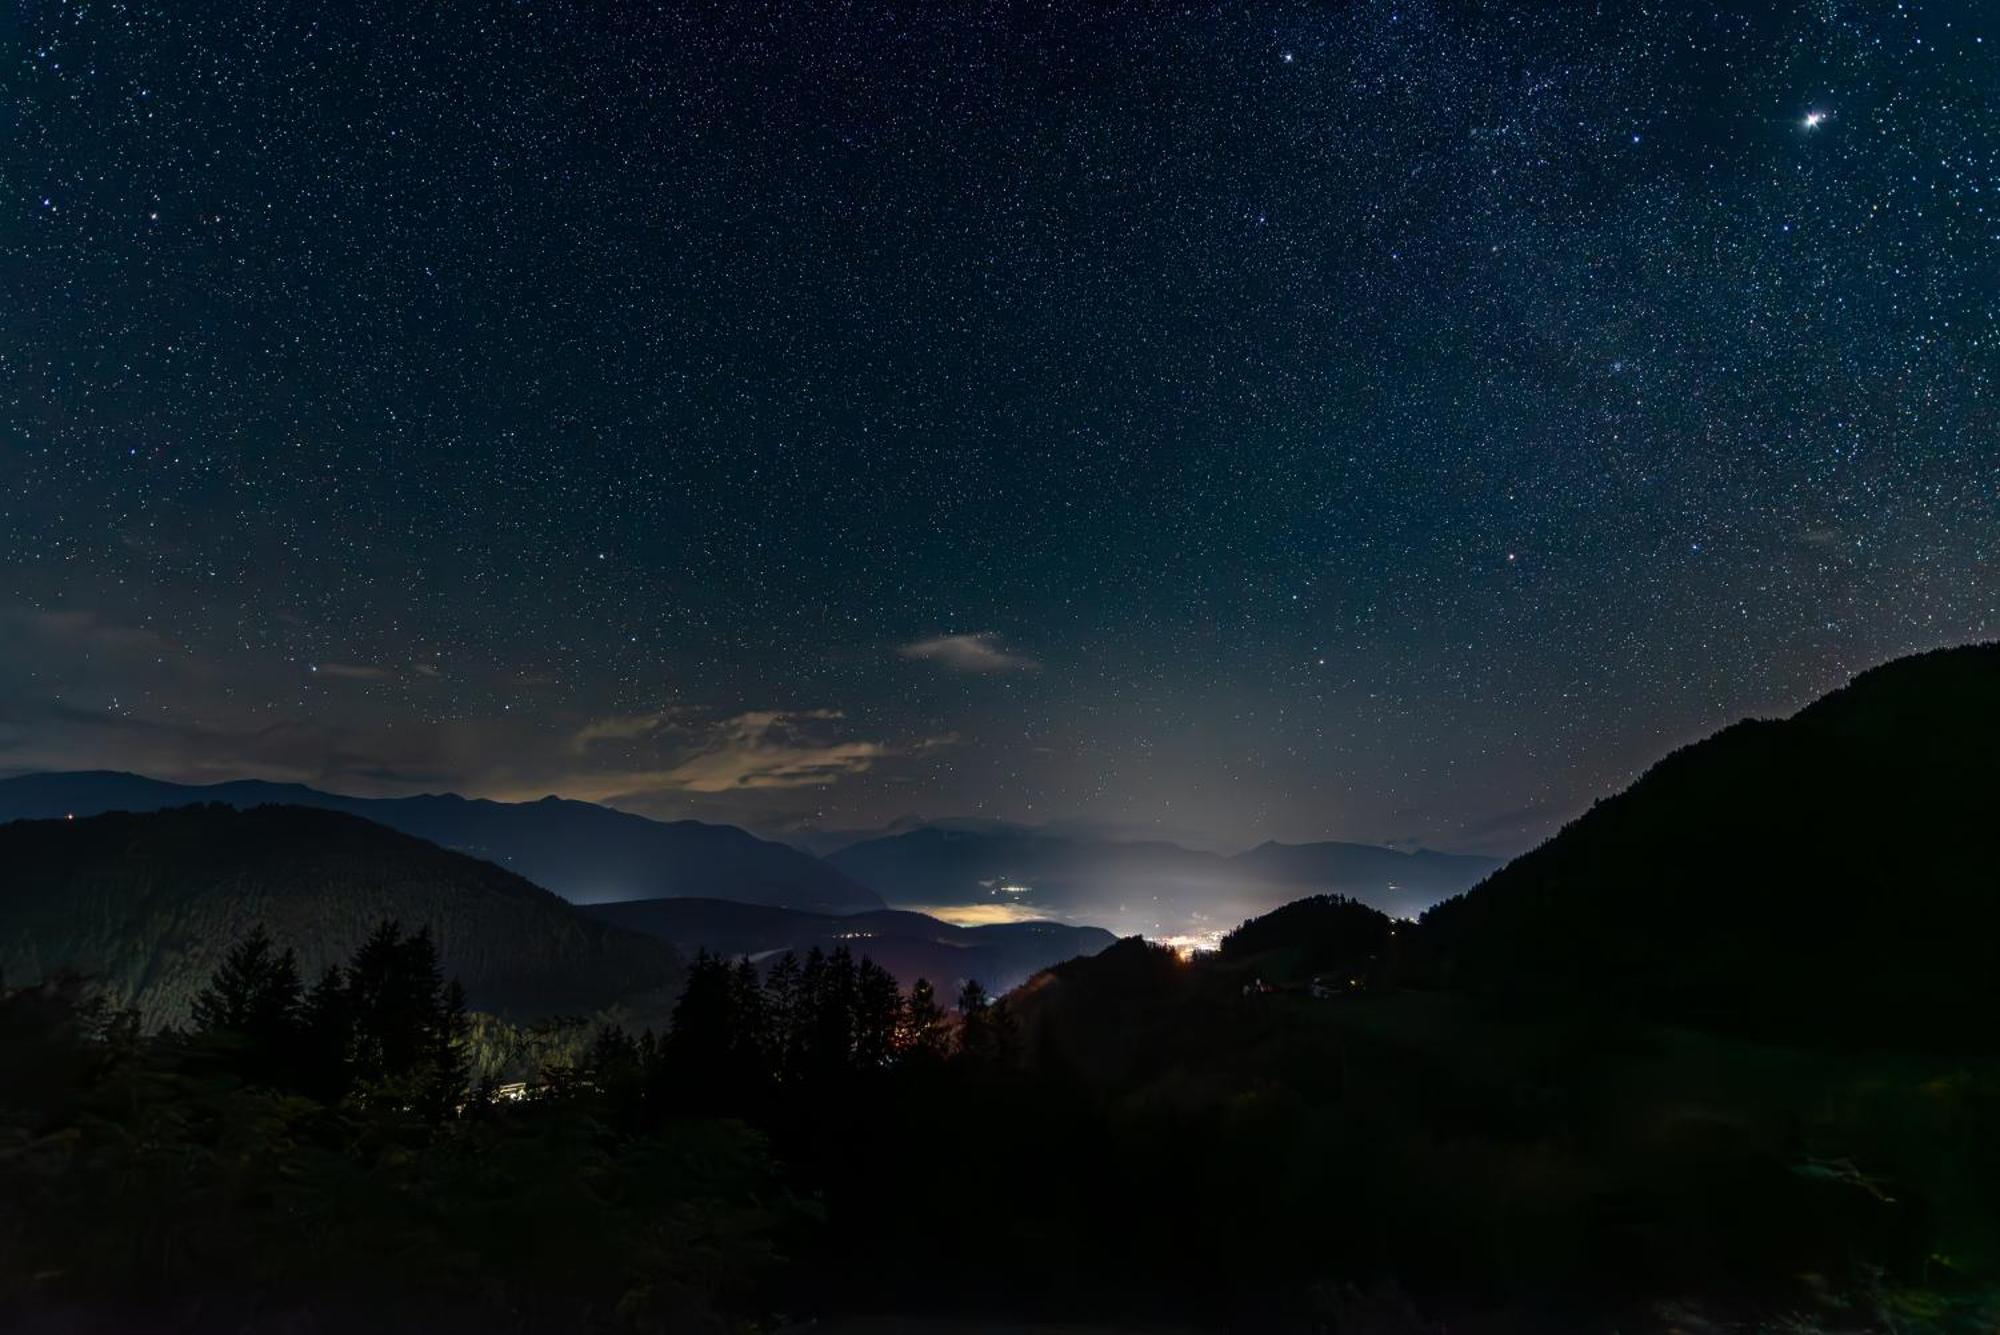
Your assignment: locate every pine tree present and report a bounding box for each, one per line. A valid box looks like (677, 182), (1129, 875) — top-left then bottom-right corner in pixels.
(586, 1023), (643, 1118)
(590, 1022), (640, 1076)
(433, 972), (471, 1115)
(345, 920), (411, 1085)
(667, 950), (738, 1108)
(795, 948), (829, 1076)
(813, 945), (860, 1076)
(853, 958), (903, 1069)
(729, 956), (772, 1085)
(956, 978), (992, 1062)
(987, 995), (1021, 1067)
(763, 952), (803, 1084)
(299, 963), (353, 1102)
(191, 925), (301, 1038)
(900, 977), (949, 1062)
(190, 925), (304, 1086)
(341, 920), (469, 1116)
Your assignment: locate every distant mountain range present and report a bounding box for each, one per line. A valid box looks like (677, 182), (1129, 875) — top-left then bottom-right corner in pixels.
(8, 644), (1994, 1051)
(0, 770), (880, 912)
(580, 897), (1115, 996)
(0, 803), (686, 1026)
(827, 824), (1499, 938)
(0, 801), (1111, 1025)
(1421, 642), (2000, 1046)
(0, 770), (1502, 942)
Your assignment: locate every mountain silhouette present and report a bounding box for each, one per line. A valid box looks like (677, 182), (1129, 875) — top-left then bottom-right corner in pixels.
(1421, 643), (2000, 1046)
(0, 803), (685, 1025)
(0, 770), (881, 912)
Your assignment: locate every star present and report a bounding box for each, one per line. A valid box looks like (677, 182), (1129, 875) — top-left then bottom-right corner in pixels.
(5, 0), (1992, 870)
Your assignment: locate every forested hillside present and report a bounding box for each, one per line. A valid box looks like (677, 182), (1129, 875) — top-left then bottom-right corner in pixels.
(0, 804), (684, 1025)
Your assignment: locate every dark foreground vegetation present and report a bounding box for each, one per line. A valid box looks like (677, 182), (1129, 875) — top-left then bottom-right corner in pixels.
(0, 927), (790, 1335)
(7, 908), (1999, 1334)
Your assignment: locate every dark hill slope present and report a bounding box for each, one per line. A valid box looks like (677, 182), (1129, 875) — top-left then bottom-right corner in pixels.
(1421, 644), (2000, 1045)
(0, 771), (880, 912)
(0, 803), (684, 1026)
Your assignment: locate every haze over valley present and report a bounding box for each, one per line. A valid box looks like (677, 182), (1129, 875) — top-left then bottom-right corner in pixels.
(0, 769), (1497, 954)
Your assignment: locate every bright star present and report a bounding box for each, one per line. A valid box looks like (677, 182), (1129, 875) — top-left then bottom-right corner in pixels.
(1803, 110), (1826, 130)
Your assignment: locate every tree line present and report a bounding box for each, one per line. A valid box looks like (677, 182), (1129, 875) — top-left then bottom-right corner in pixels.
(15, 913), (1971, 1332)
(174, 922), (1021, 1121)
(186, 919), (469, 1114)
(583, 944), (1021, 1122)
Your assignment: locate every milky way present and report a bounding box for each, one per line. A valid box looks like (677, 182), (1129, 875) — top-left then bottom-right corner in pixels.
(4, 1), (1995, 852)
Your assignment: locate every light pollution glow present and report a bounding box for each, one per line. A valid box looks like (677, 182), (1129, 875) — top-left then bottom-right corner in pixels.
(906, 903), (1061, 927)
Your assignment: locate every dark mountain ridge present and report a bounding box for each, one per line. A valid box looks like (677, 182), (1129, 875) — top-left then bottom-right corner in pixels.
(0, 803), (686, 1026)
(1420, 642), (2000, 1046)
(0, 770), (880, 912)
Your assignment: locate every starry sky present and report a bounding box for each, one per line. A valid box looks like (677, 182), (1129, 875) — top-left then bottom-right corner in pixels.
(4, 0), (1995, 855)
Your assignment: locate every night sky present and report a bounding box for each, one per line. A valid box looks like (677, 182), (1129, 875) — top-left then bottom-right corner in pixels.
(5, 1), (1995, 854)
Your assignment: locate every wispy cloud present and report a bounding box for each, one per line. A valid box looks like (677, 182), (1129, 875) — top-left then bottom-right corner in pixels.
(570, 709), (680, 753)
(314, 662), (392, 681)
(9, 608), (179, 657)
(657, 709), (885, 792)
(898, 632), (1038, 673)
(0, 604), (939, 813)
(550, 707), (911, 797)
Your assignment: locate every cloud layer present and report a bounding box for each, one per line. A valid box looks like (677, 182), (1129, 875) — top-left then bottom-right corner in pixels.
(898, 632), (1037, 673)
(563, 709), (893, 795)
(0, 606), (934, 818)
